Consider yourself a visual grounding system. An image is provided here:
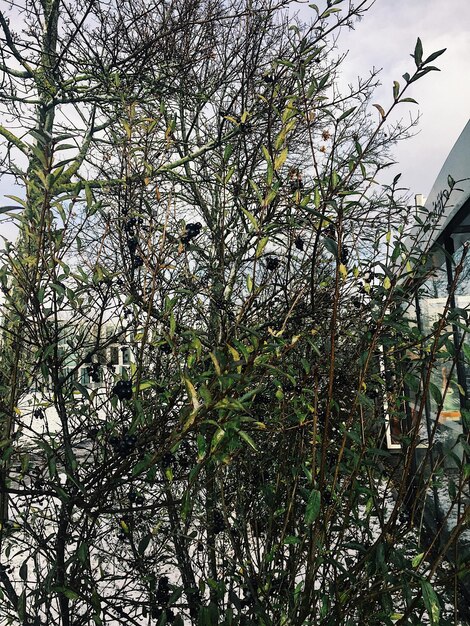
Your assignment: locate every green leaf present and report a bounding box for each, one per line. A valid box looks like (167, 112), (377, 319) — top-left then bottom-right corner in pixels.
(423, 48), (446, 65)
(421, 580), (440, 626)
(412, 552), (425, 568)
(29, 128), (49, 145)
(256, 237), (269, 258)
(5, 195), (27, 208)
(77, 542), (88, 564)
(19, 560), (28, 581)
(18, 591), (26, 621)
(138, 534), (152, 555)
(197, 433), (206, 460)
(305, 489), (321, 525)
(323, 237), (338, 258)
(414, 38), (423, 66)
(223, 143), (233, 162)
(338, 107), (356, 121)
(429, 382), (442, 407)
(283, 535), (301, 545)
(238, 430), (258, 451)
(84, 183), (93, 208)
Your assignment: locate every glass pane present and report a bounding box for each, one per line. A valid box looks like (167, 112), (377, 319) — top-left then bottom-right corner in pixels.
(454, 238), (470, 404)
(417, 237), (469, 551)
(419, 252), (462, 432)
(81, 368), (90, 385)
(121, 347), (130, 364)
(109, 346), (119, 365)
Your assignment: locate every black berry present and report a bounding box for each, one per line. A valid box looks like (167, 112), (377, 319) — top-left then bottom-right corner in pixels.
(266, 256), (279, 271)
(294, 236), (304, 251)
(112, 380), (133, 400)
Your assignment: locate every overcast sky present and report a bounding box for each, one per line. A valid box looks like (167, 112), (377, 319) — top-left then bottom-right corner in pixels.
(0, 0), (469, 243)
(329, 0), (470, 199)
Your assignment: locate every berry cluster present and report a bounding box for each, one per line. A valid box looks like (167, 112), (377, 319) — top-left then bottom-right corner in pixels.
(212, 510), (225, 534)
(181, 222), (202, 246)
(294, 235), (304, 251)
(151, 608), (175, 623)
(109, 432), (137, 457)
(124, 217), (144, 235)
(112, 380), (133, 400)
(156, 576), (170, 604)
(266, 256), (279, 271)
(33, 408), (46, 420)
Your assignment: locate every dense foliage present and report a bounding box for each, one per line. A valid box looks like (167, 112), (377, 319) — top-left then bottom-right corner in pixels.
(0, 1), (468, 625)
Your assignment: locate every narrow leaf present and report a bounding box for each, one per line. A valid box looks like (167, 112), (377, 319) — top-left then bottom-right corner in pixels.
(305, 489), (321, 525)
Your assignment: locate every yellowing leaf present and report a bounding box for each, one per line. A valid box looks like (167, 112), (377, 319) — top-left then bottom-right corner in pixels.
(227, 344), (240, 362)
(184, 376), (199, 411)
(120, 520), (129, 533)
(373, 103), (386, 119)
(274, 147), (288, 171)
(256, 237), (269, 258)
(241, 207), (258, 230)
(339, 263), (347, 279)
(209, 352), (221, 376)
(383, 276), (391, 290)
(291, 335), (300, 346)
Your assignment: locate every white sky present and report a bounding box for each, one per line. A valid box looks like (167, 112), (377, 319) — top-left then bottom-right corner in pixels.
(330, 0), (470, 199)
(1, 0), (469, 243)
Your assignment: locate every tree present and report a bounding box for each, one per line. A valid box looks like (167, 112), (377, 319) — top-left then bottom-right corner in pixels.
(1, 0), (468, 624)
